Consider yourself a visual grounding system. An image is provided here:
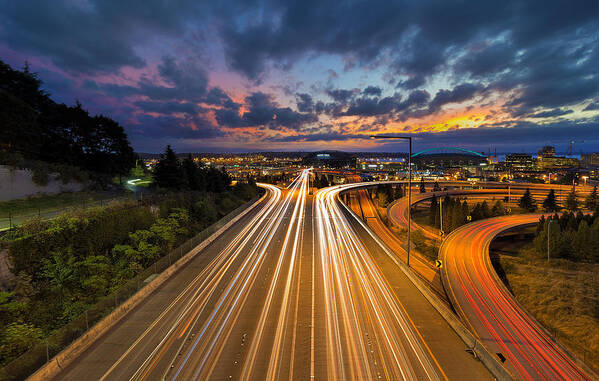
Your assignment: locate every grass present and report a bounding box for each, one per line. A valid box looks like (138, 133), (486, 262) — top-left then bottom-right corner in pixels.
(494, 244), (599, 373)
(0, 191), (126, 218)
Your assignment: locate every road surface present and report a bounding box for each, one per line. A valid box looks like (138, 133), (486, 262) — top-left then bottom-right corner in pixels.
(439, 214), (591, 380)
(53, 173), (493, 380)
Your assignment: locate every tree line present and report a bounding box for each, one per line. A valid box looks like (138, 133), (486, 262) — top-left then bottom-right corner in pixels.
(152, 145), (234, 192)
(519, 186), (598, 213)
(0, 60), (136, 177)
(533, 211), (599, 262)
(428, 196), (507, 233)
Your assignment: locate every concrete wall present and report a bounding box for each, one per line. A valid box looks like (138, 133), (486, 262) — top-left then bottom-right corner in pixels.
(0, 165), (84, 201)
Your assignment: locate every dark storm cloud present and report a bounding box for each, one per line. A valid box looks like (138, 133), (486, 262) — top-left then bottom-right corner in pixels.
(295, 93), (314, 113)
(362, 86), (382, 97)
(326, 89), (356, 103)
(428, 83), (483, 112)
(528, 108), (574, 118)
(0, 0), (207, 73)
(215, 91), (317, 130)
(133, 100), (202, 115)
(132, 113), (223, 140)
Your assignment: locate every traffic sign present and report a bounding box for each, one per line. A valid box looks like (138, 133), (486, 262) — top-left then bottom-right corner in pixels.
(435, 259), (443, 269)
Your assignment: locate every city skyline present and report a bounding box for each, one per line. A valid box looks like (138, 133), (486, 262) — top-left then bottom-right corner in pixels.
(2, 1), (599, 153)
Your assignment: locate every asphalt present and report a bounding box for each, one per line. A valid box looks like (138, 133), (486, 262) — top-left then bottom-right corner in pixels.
(54, 173), (493, 380)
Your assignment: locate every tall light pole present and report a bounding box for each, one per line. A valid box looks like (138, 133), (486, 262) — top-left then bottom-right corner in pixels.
(547, 218), (554, 262)
(371, 135), (413, 267)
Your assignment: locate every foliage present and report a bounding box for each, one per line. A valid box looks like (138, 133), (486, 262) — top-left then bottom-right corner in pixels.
(585, 186), (598, 211)
(374, 184), (394, 207)
(532, 212), (599, 262)
(542, 189), (559, 212)
(0, 183), (259, 366)
(152, 146), (232, 192)
(565, 189), (579, 212)
(313, 174), (330, 188)
(518, 188), (537, 212)
(428, 196), (506, 233)
(0, 60), (135, 177)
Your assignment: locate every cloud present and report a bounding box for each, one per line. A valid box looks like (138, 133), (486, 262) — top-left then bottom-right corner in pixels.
(528, 108), (574, 118)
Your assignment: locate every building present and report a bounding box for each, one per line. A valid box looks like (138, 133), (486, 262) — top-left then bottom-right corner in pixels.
(505, 153), (536, 171)
(538, 145), (556, 158)
(411, 147), (487, 169)
(581, 153), (599, 168)
(537, 155), (579, 170)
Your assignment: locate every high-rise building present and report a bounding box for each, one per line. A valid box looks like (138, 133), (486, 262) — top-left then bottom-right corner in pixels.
(538, 145), (556, 158)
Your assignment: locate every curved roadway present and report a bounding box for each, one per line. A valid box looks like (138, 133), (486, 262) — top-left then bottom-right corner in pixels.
(439, 215), (590, 380)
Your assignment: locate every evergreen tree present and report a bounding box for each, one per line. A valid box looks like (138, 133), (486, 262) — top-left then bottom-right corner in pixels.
(518, 188), (537, 212)
(153, 145), (185, 189)
(394, 185), (404, 200)
(585, 186), (598, 210)
(480, 200), (491, 218)
(565, 189), (579, 212)
(491, 200), (506, 216)
(542, 189), (559, 212)
(419, 178), (426, 193)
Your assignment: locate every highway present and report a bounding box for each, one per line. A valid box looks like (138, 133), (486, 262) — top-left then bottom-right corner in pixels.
(53, 172), (492, 380)
(381, 181), (593, 379)
(439, 215), (590, 380)
(348, 188), (445, 297)
(58, 171), (312, 380)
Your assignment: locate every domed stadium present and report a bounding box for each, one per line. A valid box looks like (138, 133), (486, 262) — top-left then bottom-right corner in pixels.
(411, 147), (487, 169)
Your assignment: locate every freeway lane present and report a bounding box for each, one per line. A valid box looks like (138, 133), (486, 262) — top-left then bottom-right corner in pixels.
(353, 188), (445, 296)
(315, 185), (491, 380)
(439, 215), (590, 380)
(57, 172), (311, 380)
(56, 173), (492, 381)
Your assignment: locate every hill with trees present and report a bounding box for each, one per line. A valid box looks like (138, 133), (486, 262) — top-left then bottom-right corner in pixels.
(0, 60), (136, 179)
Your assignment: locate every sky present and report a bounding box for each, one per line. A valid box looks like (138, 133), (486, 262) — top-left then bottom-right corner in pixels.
(2, 0), (599, 154)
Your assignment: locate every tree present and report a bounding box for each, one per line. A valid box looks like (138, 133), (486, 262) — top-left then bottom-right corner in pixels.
(419, 178), (426, 193)
(491, 200), (506, 216)
(542, 189), (559, 212)
(394, 185), (404, 200)
(433, 181), (441, 192)
(565, 189), (579, 212)
(585, 186), (598, 210)
(519, 188), (537, 212)
(153, 145), (185, 189)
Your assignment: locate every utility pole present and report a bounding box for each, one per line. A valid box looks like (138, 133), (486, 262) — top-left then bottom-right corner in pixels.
(440, 195), (443, 234)
(371, 135), (413, 267)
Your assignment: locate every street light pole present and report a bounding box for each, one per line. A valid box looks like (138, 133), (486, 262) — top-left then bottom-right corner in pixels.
(371, 135), (413, 267)
(547, 219), (554, 262)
